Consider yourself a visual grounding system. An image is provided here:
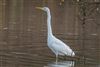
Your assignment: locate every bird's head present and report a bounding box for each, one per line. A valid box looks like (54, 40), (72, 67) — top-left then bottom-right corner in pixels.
(36, 7), (49, 12)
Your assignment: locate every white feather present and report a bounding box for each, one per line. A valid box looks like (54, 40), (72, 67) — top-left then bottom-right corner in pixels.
(36, 7), (75, 63)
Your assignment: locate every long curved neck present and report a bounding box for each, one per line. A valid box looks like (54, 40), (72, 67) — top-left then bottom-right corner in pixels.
(47, 10), (53, 37)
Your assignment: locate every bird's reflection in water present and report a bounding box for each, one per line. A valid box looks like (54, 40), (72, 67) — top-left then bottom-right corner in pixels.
(44, 61), (74, 67)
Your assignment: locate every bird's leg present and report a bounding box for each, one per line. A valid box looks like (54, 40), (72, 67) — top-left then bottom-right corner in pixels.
(56, 54), (58, 64)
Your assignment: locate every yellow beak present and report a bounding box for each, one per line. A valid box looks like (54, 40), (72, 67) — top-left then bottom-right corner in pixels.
(35, 7), (43, 10)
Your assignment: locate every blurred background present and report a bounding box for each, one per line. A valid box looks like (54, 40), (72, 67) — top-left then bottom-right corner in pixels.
(0, 0), (100, 67)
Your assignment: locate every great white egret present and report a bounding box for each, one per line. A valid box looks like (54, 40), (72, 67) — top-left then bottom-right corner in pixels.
(36, 7), (75, 63)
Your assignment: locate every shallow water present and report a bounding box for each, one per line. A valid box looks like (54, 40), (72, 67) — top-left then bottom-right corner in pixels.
(1, 0), (100, 67)
(1, 50), (99, 67)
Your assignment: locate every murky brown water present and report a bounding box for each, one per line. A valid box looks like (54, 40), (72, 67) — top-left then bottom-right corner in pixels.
(1, 47), (99, 67)
(1, 0), (100, 67)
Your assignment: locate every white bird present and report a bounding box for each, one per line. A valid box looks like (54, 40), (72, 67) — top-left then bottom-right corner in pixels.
(36, 7), (75, 63)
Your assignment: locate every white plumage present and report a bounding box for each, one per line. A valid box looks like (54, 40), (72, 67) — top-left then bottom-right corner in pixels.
(36, 7), (75, 63)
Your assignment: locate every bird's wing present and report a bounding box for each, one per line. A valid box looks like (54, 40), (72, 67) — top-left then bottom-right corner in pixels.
(55, 39), (71, 50)
(51, 38), (72, 55)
